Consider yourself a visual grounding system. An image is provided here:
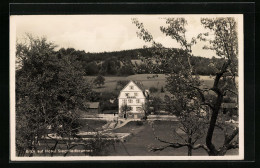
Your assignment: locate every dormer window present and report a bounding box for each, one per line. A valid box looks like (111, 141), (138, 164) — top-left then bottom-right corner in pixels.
(130, 86), (134, 90)
(134, 93), (138, 96)
(125, 93), (129, 97)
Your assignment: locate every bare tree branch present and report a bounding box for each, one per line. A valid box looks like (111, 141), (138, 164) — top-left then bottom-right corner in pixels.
(224, 127), (239, 145)
(192, 144), (210, 153)
(224, 89), (238, 96)
(226, 141), (239, 150)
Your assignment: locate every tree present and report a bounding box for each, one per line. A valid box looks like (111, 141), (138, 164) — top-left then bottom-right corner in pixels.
(149, 96), (163, 114)
(140, 101), (151, 120)
(151, 111), (207, 156)
(118, 60), (135, 76)
(106, 57), (121, 75)
(133, 17), (239, 156)
(93, 75), (105, 88)
(199, 17), (239, 155)
(120, 104), (131, 119)
(149, 86), (158, 93)
(164, 95), (177, 115)
(85, 62), (100, 75)
(15, 35), (111, 156)
(160, 86), (165, 93)
(150, 84), (208, 156)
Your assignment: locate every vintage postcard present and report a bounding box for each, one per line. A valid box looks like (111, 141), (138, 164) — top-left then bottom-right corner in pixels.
(10, 14), (244, 161)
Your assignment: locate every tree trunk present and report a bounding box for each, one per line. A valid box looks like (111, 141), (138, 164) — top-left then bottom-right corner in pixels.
(188, 146), (192, 156)
(205, 65), (227, 156)
(188, 137), (192, 156)
(50, 140), (58, 157)
(206, 106), (223, 155)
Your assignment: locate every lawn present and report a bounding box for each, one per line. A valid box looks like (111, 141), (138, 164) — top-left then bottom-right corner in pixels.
(107, 120), (239, 156)
(112, 121), (145, 134)
(78, 119), (107, 132)
(24, 120), (238, 157)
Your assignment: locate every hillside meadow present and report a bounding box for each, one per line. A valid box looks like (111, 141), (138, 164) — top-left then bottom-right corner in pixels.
(84, 74), (239, 102)
(85, 74), (220, 92)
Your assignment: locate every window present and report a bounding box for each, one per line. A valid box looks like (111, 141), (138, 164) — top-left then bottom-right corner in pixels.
(134, 93), (138, 96)
(130, 86), (134, 90)
(136, 107), (142, 111)
(130, 107), (133, 110)
(128, 99), (133, 103)
(136, 99), (140, 103)
(123, 99), (127, 104)
(125, 93), (129, 97)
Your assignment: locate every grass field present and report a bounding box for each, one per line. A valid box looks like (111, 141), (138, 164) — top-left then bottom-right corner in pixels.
(86, 74), (166, 93)
(85, 74), (233, 100)
(86, 74), (228, 97)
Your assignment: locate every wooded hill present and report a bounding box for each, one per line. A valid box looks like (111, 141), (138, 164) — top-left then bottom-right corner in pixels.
(58, 47), (225, 76)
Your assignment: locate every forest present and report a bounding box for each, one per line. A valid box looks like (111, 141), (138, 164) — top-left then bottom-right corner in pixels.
(57, 47), (225, 76)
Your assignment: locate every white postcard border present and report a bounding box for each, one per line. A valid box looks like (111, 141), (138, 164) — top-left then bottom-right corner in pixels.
(10, 14), (244, 161)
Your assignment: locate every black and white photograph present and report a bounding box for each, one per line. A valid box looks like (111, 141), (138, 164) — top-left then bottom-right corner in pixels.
(10, 14), (244, 161)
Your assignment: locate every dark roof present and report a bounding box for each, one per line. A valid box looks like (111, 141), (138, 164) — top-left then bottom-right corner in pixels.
(85, 102), (100, 109)
(133, 81), (146, 91)
(121, 80), (146, 91)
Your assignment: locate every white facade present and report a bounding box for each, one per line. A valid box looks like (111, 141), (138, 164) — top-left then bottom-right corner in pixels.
(118, 81), (146, 116)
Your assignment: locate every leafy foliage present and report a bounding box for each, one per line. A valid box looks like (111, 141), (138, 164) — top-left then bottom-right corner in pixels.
(85, 62), (99, 75)
(149, 86), (158, 93)
(99, 91), (119, 112)
(160, 86), (165, 93)
(120, 104), (132, 118)
(133, 17), (239, 156)
(149, 96), (163, 113)
(57, 47), (224, 76)
(93, 75), (105, 87)
(15, 35), (113, 156)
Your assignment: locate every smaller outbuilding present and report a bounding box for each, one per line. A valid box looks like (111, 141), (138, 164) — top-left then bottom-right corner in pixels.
(80, 102), (100, 118)
(86, 102), (100, 114)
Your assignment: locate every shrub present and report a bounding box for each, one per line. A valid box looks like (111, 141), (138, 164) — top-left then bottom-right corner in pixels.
(160, 86), (165, 93)
(85, 62), (99, 75)
(136, 121), (143, 126)
(149, 86), (158, 93)
(100, 91), (118, 101)
(150, 96), (163, 113)
(118, 65), (135, 76)
(93, 75), (105, 87)
(100, 101), (118, 112)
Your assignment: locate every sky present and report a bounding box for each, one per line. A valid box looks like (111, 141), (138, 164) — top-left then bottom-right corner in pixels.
(11, 15), (222, 58)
